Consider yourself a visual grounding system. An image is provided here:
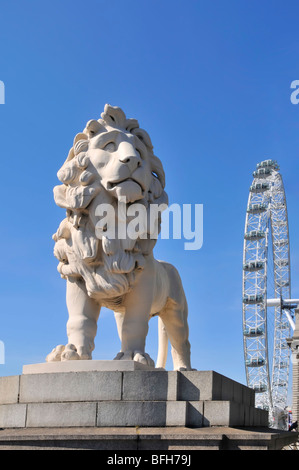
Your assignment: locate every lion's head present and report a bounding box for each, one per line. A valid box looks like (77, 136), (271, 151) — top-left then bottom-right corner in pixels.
(53, 104), (168, 301)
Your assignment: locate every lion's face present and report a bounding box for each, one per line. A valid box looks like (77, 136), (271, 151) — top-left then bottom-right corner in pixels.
(88, 126), (152, 203)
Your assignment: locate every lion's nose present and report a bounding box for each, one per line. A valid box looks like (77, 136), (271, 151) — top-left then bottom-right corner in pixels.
(119, 157), (141, 167)
(118, 142), (141, 171)
(119, 156), (131, 164)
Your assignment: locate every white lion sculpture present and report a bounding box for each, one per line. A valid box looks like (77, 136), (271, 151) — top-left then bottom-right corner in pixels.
(46, 104), (192, 370)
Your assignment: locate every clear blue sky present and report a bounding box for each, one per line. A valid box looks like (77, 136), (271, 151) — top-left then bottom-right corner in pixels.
(0, 0), (299, 390)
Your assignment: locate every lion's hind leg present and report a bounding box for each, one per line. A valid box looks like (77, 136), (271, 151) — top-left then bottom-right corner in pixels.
(159, 297), (191, 371)
(156, 316), (169, 369)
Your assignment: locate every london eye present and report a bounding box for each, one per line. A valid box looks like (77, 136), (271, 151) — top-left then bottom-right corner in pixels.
(242, 159), (299, 428)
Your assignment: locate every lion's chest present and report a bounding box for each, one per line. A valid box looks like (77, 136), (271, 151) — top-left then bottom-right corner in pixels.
(101, 296), (126, 313)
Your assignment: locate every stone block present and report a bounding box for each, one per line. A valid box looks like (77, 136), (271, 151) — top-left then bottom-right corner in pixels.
(0, 404), (26, 428)
(26, 402), (96, 427)
(203, 401), (244, 427)
(0, 376), (19, 404)
(232, 381), (243, 404)
(241, 384), (255, 406)
(178, 371), (253, 406)
(178, 371), (222, 401)
(252, 407), (268, 427)
(187, 401), (204, 427)
(221, 375), (235, 401)
(221, 376), (249, 405)
(244, 405), (253, 426)
(122, 371), (178, 401)
(260, 409), (269, 426)
(166, 401), (187, 426)
(97, 401), (167, 427)
(19, 371), (122, 403)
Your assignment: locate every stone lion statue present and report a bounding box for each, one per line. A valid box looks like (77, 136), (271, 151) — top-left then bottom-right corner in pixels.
(46, 104), (192, 370)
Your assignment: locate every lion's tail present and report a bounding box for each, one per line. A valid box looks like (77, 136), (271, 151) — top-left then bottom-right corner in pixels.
(156, 316), (168, 369)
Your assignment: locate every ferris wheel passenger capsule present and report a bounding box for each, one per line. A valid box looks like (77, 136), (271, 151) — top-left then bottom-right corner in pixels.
(249, 182), (270, 193)
(274, 239), (288, 247)
(246, 357), (265, 367)
(243, 294), (264, 304)
(243, 326), (264, 337)
(247, 203), (267, 214)
(244, 230), (265, 241)
(253, 167), (272, 178)
(256, 159), (280, 170)
(243, 261), (264, 271)
(276, 259), (289, 267)
(253, 384), (268, 393)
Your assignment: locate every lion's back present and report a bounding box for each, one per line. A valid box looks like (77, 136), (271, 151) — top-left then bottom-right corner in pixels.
(155, 260), (187, 308)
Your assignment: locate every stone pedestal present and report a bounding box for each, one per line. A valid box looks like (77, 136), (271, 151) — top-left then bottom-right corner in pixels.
(0, 363), (298, 449)
(0, 363), (267, 429)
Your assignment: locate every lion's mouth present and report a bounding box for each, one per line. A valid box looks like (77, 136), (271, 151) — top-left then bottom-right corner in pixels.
(107, 178), (145, 194)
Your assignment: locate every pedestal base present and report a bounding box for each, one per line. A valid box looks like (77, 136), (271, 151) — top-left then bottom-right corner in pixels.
(0, 365), (268, 428)
(1, 364), (297, 449)
(0, 426), (296, 450)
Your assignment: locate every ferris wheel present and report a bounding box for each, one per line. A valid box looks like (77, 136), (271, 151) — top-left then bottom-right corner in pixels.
(242, 159), (299, 428)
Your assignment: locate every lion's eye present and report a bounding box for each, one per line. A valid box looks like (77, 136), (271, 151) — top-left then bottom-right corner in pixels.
(103, 142), (116, 152)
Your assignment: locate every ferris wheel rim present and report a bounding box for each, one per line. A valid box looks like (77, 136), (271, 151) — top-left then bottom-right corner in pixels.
(242, 161), (292, 421)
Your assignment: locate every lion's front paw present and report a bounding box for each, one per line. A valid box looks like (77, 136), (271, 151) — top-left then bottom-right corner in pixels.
(61, 344), (81, 361)
(46, 344), (91, 362)
(46, 344), (65, 362)
(114, 350), (155, 368)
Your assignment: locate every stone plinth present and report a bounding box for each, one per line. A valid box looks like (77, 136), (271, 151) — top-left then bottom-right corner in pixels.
(22, 360), (156, 374)
(0, 365), (268, 429)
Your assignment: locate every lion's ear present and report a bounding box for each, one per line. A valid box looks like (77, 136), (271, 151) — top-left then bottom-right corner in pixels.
(151, 155), (166, 189)
(73, 133), (88, 145)
(73, 133), (89, 155)
(131, 128), (153, 150)
(149, 176), (163, 199)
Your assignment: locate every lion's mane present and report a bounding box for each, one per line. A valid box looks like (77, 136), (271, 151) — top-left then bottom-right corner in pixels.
(53, 104), (168, 301)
